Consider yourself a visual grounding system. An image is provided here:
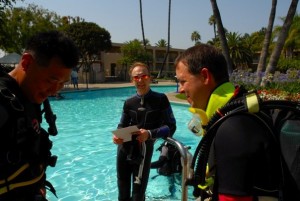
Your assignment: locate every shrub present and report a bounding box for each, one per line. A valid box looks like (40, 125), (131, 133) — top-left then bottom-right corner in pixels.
(277, 58), (300, 72)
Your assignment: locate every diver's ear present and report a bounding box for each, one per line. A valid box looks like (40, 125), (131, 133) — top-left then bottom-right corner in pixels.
(20, 53), (34, 71)
(200, 67), (212, 84)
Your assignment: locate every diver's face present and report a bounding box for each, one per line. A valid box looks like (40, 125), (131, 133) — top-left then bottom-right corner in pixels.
(176, 61), (210, 110)
(22, 55), (71, 104)
(131, 66), (151, 96)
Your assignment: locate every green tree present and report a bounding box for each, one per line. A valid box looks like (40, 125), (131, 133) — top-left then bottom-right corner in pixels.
(249, 28), (268, 53)
(0, 0), (20, 7)
(140, 38), (151, 46)
(119, 39), (151, 66)
(155, 39), (168, 47)
(191, 31), (201, 45)
(0, 0), (23, 24)
(207, 37), (220, 46)
(282, 13), (300, 58)
(262, 0), (299, 86)
(60, 15), (85, 28)
(64, 21), (112, 89)
(119, 39), (151, 80)
(227, 32), (253, 69)
(208, 14), (217, 39)
(0, 4), (61, 53)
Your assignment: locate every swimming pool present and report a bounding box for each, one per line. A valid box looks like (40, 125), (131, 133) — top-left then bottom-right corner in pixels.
(44, 86), (200, 201)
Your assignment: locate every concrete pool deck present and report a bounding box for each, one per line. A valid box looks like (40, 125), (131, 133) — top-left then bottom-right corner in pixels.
(62, 80), (188, 105)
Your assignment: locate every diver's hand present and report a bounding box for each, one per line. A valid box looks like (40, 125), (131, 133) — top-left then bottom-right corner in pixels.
(113, 135), (123, 144)
(133, 129), (149, 143)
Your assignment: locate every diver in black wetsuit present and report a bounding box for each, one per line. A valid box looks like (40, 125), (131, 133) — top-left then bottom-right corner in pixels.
(113, 62), (176, 201)
(0, 31), (79, 200)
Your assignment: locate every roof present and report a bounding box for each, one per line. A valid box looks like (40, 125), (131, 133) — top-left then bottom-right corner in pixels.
(0, 52), (21, 64)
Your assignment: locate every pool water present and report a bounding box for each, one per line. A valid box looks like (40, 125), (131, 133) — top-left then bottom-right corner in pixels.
(44, 86), (200, 201)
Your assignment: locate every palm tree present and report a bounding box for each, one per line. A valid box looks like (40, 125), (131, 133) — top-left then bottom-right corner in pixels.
(208, 15), (217, 39)
(191, 31), (201, 45)
(157, 0), (171, 79)
(227, 32), (253, 69)
(210, 0), (233, 75)
(261, 0), (299, 87)
(255, 0), (277, 85)
(139, 0), (150, 66)
(155, 39), (168, 47)
(282, 14), (300, 58)
(140, 38), (151, 46)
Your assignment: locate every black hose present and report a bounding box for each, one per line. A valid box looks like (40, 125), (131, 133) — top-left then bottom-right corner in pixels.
(43, 99), (58, 136)
(189, 96), (248, 198)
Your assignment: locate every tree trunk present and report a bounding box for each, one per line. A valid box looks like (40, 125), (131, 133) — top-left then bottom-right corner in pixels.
(210, 0), (233, 75)
(261, 0), (299, 87)
(85, 70), (89, 89)
(213, 23), (217, 40)
(158, 0), (171, 79)
(255, 0), (277, 85)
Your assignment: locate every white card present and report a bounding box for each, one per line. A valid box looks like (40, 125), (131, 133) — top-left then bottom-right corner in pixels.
(112, 125), (139, 142)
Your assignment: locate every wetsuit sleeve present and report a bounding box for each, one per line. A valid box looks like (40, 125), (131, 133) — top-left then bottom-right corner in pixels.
(214, 114), (279, 197)
(148, 94), (176, 139)
(117, 101), (130, 129)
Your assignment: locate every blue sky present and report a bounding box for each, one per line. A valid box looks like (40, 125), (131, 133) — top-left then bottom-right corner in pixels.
(14, 0), (299, 49)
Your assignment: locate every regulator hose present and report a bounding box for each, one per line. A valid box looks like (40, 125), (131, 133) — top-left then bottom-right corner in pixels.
(189, 96), (251, 198)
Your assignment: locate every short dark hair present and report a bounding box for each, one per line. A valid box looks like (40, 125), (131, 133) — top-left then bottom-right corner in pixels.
(25, 30), (79, 68)
(129, 62), (150, 77)
(175, 44), (229, 84)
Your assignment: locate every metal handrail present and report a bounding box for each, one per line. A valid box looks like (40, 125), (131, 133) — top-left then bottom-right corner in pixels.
(165, 137), (192, 201)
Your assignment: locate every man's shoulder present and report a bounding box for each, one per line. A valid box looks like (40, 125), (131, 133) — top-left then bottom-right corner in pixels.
(0, 82), (24, 113)
(218, 113), (272, 134)
(149, 90), (167, 98)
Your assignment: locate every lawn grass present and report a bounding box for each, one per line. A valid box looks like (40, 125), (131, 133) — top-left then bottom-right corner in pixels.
(175, 93), (187, 100)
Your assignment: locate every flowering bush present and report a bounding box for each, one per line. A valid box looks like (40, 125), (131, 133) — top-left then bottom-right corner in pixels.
(257, 89), (300, 101)
(230, 69), (300, 84)
(231, 69), (300, 102)
(175, 70), (299, 102)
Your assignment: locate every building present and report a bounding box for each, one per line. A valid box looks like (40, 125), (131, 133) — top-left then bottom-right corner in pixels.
(78, 43), (185, 83)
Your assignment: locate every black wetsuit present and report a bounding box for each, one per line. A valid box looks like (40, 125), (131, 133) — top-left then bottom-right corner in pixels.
(213, 113), (281, 199)
(116, 89), (176, 201)
(0, 70), (54, 201)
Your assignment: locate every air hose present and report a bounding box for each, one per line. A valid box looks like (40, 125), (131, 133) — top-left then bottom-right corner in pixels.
(189, 97), (247, 198)
(189, 92), (261, 197)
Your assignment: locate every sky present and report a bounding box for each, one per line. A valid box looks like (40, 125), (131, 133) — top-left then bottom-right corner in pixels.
(11, 0), (300, 50)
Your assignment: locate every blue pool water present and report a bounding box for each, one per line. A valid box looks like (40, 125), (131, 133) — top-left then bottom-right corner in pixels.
(44, 86), (200, 201)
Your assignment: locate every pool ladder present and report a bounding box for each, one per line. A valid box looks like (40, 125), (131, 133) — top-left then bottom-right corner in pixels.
(165, 137), (193, 201)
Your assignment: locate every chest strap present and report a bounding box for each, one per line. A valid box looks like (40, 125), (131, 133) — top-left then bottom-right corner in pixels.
(0, 163), (44, 195)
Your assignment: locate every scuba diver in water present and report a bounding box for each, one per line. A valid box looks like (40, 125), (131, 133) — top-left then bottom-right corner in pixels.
(113, 62), (176, 201)
(0, 30), (79, 200)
